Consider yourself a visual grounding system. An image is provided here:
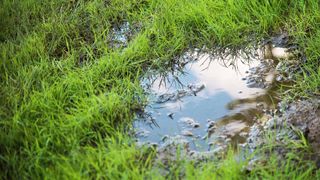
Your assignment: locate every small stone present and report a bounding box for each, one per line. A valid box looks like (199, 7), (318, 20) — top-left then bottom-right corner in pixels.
(239, 143), (247, 148)
(136, 129), (150, 138)
(207, 126), (216, 133)
(256, 103), (264, 108)
(179, 117), (196, 125)
(188, 83), (205, 93)
(241, 77), (247, 81)
(161, 135), (169, 142)
(276, 75), (283, 82)
(218, 135), (227, 139)
(238, 90), (243, 94)
(212, 146), (225, 154)
(192, 123), (200, 128)
(246, 82), (256, 88)
(207, 121), (216, 128)
(181, 130), (193, 137)
(239, 131), (248, 137)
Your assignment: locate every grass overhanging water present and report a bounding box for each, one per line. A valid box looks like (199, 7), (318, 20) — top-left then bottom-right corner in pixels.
(1, 0), (320, 178)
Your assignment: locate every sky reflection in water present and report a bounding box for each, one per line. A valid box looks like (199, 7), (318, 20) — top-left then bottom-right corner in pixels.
(135, 53), (272, 151)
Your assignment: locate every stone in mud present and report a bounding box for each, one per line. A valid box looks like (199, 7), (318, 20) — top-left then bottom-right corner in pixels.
(222, 121), (248, 137)
(155, 83), (205, 104)
(181, 130), (193, 137)
(246, 77), (267, 89)
(161, 135), (169, 142)
(207, 126), (216, 134)
(187, 83), (205, 94)
(135, 129), (150, 138)
(239, 131), (248, 137)
(207, 120), (216, 128)
(245, 58), (275, 89)
(156, 93), (175, 103)
(192, 122), (200, 128)
(275, 74), (284, 82)
(179, 117), (197, 126)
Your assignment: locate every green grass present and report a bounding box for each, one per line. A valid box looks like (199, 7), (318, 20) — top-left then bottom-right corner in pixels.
(1, 0), (320, 179)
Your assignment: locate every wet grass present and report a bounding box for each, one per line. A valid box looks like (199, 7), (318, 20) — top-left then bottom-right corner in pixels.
(1, 0), (320, 178)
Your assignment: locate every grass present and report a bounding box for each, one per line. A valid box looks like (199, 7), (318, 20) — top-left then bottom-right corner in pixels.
(1, 0), (320, 179)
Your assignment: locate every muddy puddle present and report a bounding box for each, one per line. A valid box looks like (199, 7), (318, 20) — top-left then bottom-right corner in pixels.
(134, 50), (280, 151)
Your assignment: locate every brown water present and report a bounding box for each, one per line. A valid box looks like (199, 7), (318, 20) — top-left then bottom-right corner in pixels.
(134, 51), (278, 151)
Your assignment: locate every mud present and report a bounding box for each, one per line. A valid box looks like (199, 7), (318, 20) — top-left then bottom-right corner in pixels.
(246, 98), (320, 153)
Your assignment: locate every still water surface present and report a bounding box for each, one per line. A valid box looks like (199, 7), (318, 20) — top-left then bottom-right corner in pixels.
(135, 52), (277, 151)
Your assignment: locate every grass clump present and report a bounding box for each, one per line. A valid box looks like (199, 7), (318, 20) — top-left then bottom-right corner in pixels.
(1, 0), (320, 178)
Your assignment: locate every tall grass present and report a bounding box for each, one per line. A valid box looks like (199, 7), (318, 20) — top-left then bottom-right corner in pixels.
(1, 0), (320, 178)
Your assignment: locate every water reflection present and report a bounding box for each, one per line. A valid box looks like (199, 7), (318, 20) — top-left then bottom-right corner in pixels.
(135, 52), (278, 151)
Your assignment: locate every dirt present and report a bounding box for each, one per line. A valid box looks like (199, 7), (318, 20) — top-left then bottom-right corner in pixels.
(243, 97), (320, 171)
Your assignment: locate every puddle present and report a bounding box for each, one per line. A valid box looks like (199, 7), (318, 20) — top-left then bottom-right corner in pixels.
(109, 22), (130, 48)
(108, 21), (140, 49)
(134, 50), (279, 151)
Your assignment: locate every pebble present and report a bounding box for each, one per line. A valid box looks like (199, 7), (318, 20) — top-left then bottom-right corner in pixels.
(256, 103), (264, 108)
(136, 129), (150, 138)
(179, 117), (196, 125)
(207, 121), (216, 128)
(161, 135), (169, 142)
(276, 75), (283, 82)
(181, 130), (193, 137)
(192, 123), (200, 128)
(239, 143), (247, 148)
(239, 131), (248, 137)
(207, 126), (216, 133)
(218, 135), (227, 139)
